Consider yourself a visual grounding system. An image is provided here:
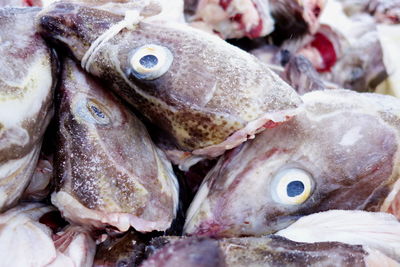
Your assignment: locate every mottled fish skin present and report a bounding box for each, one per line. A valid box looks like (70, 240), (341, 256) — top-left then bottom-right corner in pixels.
(141, 235), (376, 267)
(37, 2), (301, 158)
(0, 7), (54, 211)
(52, 59), (179, 233)
(184, 89), (400, 237)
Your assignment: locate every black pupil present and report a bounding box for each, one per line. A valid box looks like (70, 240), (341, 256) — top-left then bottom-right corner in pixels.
(91, 105), (105, 119)
(287, 181), (305, 197)
(139, 54), (158, 68)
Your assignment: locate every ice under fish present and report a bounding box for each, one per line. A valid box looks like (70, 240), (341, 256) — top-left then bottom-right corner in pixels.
(37, 2), (301, 166)
(0, 7), (54, 211)
(52, 59), (179, 232)
(184, 89), (400, 237)
(0, 203), (95, 267)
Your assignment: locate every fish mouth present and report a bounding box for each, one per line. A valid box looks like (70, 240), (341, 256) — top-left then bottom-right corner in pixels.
(0, 146), (41, 211)
(52, 191), (174, 232)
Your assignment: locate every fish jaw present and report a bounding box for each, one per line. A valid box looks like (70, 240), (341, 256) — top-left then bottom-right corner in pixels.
(37, 2), (302, 154)
(53, 60), (178, 232)
(185, 89), (400, 238)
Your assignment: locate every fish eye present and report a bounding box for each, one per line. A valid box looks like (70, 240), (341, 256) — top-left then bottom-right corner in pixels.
(73, 97), (111, 125)
(129, 44), (173, 80)
(271, 168), (313, 205)
(86, 100), (111, 125)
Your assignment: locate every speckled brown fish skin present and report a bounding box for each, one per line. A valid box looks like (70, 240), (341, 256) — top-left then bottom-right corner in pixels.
(184, 89), (400, 237)
(0, 7), (54, 211)
(141, 236), (370, 267)
(52, 59), (178, 232)
(37, 2), (301, 156)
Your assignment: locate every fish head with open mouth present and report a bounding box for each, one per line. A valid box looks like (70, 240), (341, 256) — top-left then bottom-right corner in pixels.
(37, 2), (301, 162)
(52, 59), (179, 233)
(184, 89), (400, 237)
(0, 7), (55, 211)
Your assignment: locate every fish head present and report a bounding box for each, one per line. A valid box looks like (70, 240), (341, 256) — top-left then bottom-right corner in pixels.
(0, 7), (55, 211)
(38, 2), (301, 155)
(184, 89), (400, 237)
(53, 60), (179, 232)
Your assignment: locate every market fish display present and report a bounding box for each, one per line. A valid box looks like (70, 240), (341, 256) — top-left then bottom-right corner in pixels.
(37, 2), (301, 164)
(52, 59), (178, 232)
(184, 89), (400, 237)
(0, 7), (54, 211)
(0, 203), (95, 267)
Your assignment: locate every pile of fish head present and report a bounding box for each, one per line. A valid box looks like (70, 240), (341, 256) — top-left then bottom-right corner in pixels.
(184, 89), (400, 237)
(37, 2), (301, 158)
(0, 7), (54, 211)
(52, 59), (179, 232)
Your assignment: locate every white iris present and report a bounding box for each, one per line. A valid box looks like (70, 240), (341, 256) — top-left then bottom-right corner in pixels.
(129, 44), (173, 80)
(271, 168), (313, 205)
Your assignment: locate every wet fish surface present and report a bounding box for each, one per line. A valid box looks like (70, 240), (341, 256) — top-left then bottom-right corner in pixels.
(141, 235), (387, 267)
(184, 89), (400, 237)
(52, 59), (179, 232)
(37, 2), (301, 161)
(0, 7), (54, 211)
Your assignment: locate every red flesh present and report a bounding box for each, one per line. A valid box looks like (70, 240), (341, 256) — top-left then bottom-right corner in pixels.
(311, 33), (337, 72)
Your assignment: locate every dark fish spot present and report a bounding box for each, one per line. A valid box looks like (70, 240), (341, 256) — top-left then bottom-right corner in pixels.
(91, 105), (105, 118)
(140, 55), (158, 69)
(287, 181), (304, 197)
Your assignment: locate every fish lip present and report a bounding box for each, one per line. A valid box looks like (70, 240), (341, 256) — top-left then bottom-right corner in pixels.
(51, 191), (174, 232)
(185, 219), (227, 238)
(191, 107), (300, 158)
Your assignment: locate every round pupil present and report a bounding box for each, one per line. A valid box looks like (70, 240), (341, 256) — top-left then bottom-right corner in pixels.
(91, 105), (105, 119)
(286, 181), (305, 197)
(139, 54), (158, 68)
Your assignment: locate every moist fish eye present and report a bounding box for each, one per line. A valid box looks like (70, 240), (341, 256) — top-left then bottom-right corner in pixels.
(139, 54), (158, 68)
(86, 100), (110, 125)
(286, 181), (305, 197)
(271, 168), (313, 205)
(128, 44), (173, 80)
(73, 97), (111, 125)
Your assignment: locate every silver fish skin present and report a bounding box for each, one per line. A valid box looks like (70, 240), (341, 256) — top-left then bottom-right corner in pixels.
(37, 2), (301, 160)
(276, 210), (400, 262)
(0, 203), (96, 267)
(52, 59), (179, 233)
(184, 89), (400, 237)
(141, 235), (391, 267)
(0, 7), (54, 211)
